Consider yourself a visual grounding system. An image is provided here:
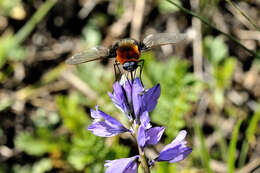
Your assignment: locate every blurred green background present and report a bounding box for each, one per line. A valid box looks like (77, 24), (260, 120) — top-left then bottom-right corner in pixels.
(0, 0), (260, 172)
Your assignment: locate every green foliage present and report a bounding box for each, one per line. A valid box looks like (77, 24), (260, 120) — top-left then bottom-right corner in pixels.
(32, 109), (60, 128)
(82, 25), (102, 48)
(57, 93), (129, 172)
(109, 0), (124, 19)
(246, 103), (260, 143)
(228, 118), (243, 173)
(15, 130), (67, 156)
(0, 0), (22, 16)
(157, 0), (180, 14)
(0, 0), (57, 70)
(0, 34), (26, 68)
(199, 0), (220, 17)
(155, 162), (177, 173)
(15, 107), (67, 156)
(56, 93), (89, 134)
(13, 159), (52, 173)
(203, 36), (228, 65)
(77, 62), (113, 89)
(14, 93), (129, 172)
(143, 52), (202, 139)
(194, 121), (213, 173)
(239, 102), (260, 167)
(0, 96), (12, 111)
(203, 36), (237, 108)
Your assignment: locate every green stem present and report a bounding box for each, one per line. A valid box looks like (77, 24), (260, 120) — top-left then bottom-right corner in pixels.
(194, 120), (213, 173)
(138, 147), (150, 173)
(226, 0), (260, 32)
(228, 118), (243, 173)
(133, 125), (150, 173)
(14, 0), (57, 45)
(166, 0), (260, 59)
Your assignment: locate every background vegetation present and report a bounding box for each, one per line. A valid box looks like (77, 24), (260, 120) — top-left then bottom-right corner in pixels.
(0, 0), (259, 172)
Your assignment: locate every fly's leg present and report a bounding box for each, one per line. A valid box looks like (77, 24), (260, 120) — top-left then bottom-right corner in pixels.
(138, 59), (144, 82)
(113, 60), (121, 81)
(130, 71), (134, 83)
(126, 71), (131, 84)
(133, 68), (137, 79)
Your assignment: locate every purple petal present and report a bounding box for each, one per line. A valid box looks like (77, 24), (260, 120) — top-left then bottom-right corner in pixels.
(145, 126), (165, 145)
(137, 125), (146, 149)
(88, 108), (129, 137)
(90, 106), (102, 120)
(132, 78), (144, 118)
(88, 121), (128, 137)
(168, 148), (192, 163)
(155, 130), (192, 163)
(142, 84), (161, 112)
(96, 109), (123, 126)
(123, 79), (133, 104)
(156, 145), (192, 162)
(161, 130), (187, 152)
(140, 111), (151, 129)
(108, 82), (130, 114)
(104, 155), (139, 173)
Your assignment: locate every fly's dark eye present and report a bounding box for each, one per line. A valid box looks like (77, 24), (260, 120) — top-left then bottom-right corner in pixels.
(123, 61), (138, 72)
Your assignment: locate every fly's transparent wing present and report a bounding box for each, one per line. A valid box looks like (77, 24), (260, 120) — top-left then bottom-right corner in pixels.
(65, 46), (110, 65)
(142, 33), (186, 50)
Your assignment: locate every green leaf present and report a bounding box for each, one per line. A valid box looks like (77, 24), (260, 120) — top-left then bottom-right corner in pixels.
(0, 0), (22, 16)
(228, 118), (243, 173)
(239, 102), (260, 167)
(0, 34), (26, 68)
(214, 57), (236, 89)
(246, 103), (260, 143)
(82, 25), (102, 47)
(203, 36), (228, 65)
(156, 162), (170, 173)
(13, 159), (52, 173)
(15, 128), (67, 156)
(32, 159), (52, 173)
(15, 131), (56, 156)
(13, 164), (31, 173)
(194, 120), (213, 173)
(213, 87), (224, 108)
(0, 97), (13, 112)
(56, 93), (89, 134)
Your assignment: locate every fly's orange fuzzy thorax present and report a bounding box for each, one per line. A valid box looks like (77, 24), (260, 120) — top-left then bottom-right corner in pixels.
(116, 42), (140, 65)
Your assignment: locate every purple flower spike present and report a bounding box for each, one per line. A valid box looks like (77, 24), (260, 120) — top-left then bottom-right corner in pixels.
(108, 82), (130, 115)
(88, 107), (129, 137)
(108, 77), (161, 121)
(104, 155), (139, 173)
(155, 130), (192, 163)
